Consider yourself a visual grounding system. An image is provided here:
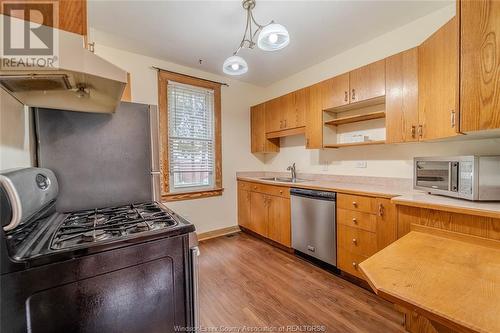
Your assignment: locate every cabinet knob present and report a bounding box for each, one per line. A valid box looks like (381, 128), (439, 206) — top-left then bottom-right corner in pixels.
(253, 186), (257, 190)
(352, 238), (357, 244)
(352, 262), (357, 268)
(279, 190), (283, 194)
(352, 218), (357, 224)
(352, 201), (358, 207)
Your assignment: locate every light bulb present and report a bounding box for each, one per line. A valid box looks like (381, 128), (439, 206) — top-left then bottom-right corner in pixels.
(231, 63), (240, 71)
(268, 33), (278, 44)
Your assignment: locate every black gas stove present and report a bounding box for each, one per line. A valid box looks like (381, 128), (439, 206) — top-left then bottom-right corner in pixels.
(1, 104), (199, 333)
(51, 202), (179, 250)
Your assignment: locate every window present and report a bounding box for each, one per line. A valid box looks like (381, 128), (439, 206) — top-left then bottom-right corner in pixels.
(158, 70), (223, 201)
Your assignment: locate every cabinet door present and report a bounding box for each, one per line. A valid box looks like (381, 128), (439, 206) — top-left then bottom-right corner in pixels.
(265, 97), (283, 133)
(460, 0), (500, 132)
(249, 192), (268, 237)
(1, 0), (88, 36)
(418, 17), (460, 140)
(251, 103), (279, 153)
(320, 73), (350, 110)
(375, 198), (397, 250)
(237, 189), (252, 230)
(385, 48), (419, 143)
(291, 88), (308, 129)
(267, 196), (291, 247)
(305, 83), (323, 149)
(349, 59), (386, 103)
(281, 92), (296, 130)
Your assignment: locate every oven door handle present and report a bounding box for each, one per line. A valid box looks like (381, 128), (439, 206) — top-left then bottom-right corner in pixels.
(190, 246), (200, 330)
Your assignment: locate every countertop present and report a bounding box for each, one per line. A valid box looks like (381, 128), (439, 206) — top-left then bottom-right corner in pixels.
(237, 175), (407, 198)
(236, 172), (500, 218)
(359, 228), (500, 333)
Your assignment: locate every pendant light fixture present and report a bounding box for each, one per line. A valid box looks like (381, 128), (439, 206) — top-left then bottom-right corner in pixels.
(222, 0), (290, 76)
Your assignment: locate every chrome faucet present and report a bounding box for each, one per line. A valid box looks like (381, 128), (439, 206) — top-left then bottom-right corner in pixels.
(287, 163), (297, 182)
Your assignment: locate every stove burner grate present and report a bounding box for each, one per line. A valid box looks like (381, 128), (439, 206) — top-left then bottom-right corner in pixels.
(50, 202), (178, 250)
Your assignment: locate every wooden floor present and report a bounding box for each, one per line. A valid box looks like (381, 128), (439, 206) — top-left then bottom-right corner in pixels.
(199, 232), (405, 333)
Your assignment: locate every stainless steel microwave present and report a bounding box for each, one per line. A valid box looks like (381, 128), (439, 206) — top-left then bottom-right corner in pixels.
(414, 156), (500, 201)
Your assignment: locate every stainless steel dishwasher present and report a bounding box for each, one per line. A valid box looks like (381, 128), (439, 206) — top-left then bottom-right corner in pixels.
(290, 188), (336, 266)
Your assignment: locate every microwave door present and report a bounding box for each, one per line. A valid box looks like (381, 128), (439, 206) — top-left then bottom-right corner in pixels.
(415, 161), (451, 190)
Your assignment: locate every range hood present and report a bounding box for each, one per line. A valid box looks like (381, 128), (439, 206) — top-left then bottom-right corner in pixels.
(0, 15), (127, 113)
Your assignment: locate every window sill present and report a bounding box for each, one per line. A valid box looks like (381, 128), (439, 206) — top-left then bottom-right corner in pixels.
(162, 188), (224, 202)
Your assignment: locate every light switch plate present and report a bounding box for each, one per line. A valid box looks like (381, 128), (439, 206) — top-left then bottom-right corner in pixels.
(355, 161), (367, 168)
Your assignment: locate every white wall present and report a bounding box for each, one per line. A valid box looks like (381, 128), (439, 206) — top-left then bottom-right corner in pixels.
(93, 44), (266, 234)
(0, 88), (32, 170)
(258, 5), (500, 178)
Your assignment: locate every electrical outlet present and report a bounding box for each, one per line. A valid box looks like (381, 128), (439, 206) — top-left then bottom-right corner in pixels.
(355, 161), (367, 168)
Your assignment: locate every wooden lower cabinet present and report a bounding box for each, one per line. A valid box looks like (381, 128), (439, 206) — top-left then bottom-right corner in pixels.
(268, 195), (291, 246)
(237, 188), (251, 230)
(337, 194), (397, 280)
(238, 181), (291, 247)
(249, 192), (269, 237)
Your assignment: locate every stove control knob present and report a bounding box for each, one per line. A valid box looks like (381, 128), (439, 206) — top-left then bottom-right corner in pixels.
(36, 173), (50, 190)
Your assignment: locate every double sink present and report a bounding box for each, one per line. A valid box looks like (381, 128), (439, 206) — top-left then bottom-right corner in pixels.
(259, 177), (307, 184)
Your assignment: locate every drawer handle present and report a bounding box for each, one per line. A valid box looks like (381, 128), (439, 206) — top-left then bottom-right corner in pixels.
(352, 201), (358, 207)
(352, 218), (357, 224)
(352, 238), (357, 245)
(352, 262), (357, 268)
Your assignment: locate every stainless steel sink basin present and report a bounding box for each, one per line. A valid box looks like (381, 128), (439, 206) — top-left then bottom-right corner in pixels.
(259, 177), (306, 183)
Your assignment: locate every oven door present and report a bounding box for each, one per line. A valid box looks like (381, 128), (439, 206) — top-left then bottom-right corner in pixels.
(414, 160), (459, 196)
(1, 235), (190, 333)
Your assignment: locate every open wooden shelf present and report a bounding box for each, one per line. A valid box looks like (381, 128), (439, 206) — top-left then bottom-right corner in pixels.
(323, 140), (386, 149)
(324, 111), (386, 126)
(324, 96), (385, 113)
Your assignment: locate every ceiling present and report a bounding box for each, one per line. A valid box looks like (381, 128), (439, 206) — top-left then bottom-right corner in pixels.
(88, 0), (452, 86)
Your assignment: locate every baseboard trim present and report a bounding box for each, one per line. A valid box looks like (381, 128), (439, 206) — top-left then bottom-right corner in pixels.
(197, 226), (241, 241)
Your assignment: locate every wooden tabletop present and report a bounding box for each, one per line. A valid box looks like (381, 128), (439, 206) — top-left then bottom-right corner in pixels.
(359, 228), (500, 333)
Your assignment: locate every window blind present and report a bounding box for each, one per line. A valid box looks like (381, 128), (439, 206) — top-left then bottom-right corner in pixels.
(167, 81), (215, 189)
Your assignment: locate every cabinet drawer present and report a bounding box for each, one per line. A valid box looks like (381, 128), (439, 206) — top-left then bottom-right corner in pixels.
(338, 250), (368, 280)
(337, 193), (377, 214)
(238, 181), (253, 191)
(337, 209), (376, 232)
(338, 224), (377, 257)
(246, 182), (289, 198)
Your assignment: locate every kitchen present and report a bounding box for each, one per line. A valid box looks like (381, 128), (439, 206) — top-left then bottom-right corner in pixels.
(1, 0), (499, 332)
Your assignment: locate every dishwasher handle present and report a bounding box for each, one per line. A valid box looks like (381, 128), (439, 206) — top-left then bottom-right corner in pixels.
(290, 188), (336, 201)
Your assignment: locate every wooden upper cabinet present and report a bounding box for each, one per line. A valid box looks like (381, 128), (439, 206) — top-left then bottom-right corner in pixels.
(291, 88), (308, 129)
(460, 0), (500, 132)
(385, 48), (419, 144)
(349, 59), (386, 103)
(251, 103), (279, 153)
(305, 83), (323, 149)
(418, 17), (460, 141)
(265, 97), (283, 133)
(265, 90), (307, 133)
(1, 0), (88, 36)
(320, 73), (350, 110)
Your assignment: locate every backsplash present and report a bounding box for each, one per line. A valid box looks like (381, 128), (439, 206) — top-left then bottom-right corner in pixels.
(261, 135), (500, 179)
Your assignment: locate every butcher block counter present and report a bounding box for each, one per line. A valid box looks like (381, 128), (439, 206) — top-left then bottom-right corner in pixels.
(359, 227), (500, 333)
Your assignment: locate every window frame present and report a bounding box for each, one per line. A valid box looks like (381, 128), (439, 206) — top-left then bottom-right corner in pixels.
(158, 70), (223, 202)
